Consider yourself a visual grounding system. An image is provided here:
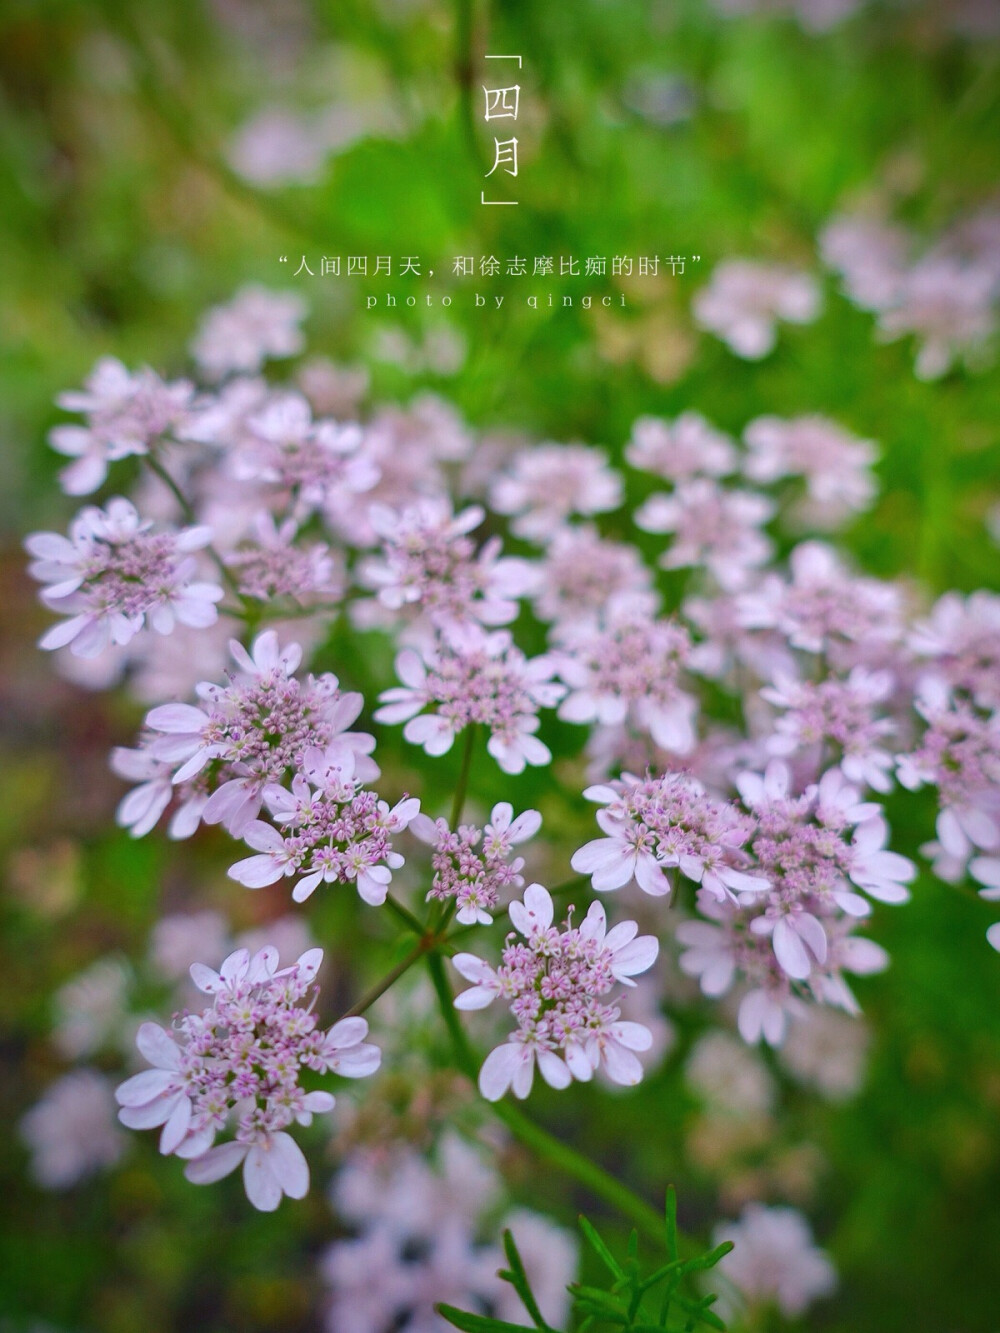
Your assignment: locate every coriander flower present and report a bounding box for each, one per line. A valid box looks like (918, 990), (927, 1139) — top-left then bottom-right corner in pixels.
(553, 597), (698, 753)
(359, 499), (535, 632)
(635, 479), (775, 590)
(488, 442), (623, 541)
(191, 285), (307, 379)
(692, 260), (821, 359)
(26, 498), (223, 658)
(572, 772), (768, 901)
(714, 1205), (836, 1318)
(228, 744), (419, 903)
(452, 883), (658, 1099)
(48, 357), (195, 495)
(626, 411), (737, 482)
(121, 629), (376, 838)
(375, 629), (565, 774)
(115, 945), (380, 1211)
(411, 801), (541, 925)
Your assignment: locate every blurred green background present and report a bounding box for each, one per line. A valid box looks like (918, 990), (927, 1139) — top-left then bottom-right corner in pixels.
(1, 1), (999, 1330)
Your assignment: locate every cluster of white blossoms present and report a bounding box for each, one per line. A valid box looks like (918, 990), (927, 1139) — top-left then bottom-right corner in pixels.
(322, 1134), (577, 1332)
(820, 202), (1000, 379)
(19, 276), (998, 1291)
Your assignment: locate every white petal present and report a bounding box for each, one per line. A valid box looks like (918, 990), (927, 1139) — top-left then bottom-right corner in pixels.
(184, 1141), (248, 1185)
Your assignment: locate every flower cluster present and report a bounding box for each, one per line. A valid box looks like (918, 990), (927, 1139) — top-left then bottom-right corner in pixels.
(48, 357), (195, 495)
(358, 499), (533, 632)
(113, 629), (376, 839)
(554, 596), (698, 753)
(376, 629), (565, 774)
(692, 260), (822, 359)
(322, 1135), (578, 1333)
(572, 772), (767, 901)
(821, 203), (1000, 379)
(411, 802), (541, 925)
(26, 498), (223, 658)
(452, 884), (659, 1099)
(115, 945), (380, 1210)
(22, 269), (1000, 1254)
(228, 743), (419, 903)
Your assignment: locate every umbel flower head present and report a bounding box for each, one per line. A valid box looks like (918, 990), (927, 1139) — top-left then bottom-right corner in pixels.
(411, 801), (542, 925)
(375, 627), (565, 774)
(228, 742), (420, 903)
(25, 498), (223, 658)
(572, 771), (769, 901)
(451, 884), (659, 1100)
(115, 629), (377, 839)
(115, 945), (380, 1211)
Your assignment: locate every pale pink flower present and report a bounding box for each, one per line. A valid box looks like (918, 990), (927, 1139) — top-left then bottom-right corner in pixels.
(48, 357), (195, 495)
(116, 945), (379, 1211)
(760, 666), (897, 792)
(325, 394), (472, 547)
(779, 1007), (870, 1101)
(743, 414), (879, 529)
(692, 260), (821, 358)
(191, 285), (307, 379)
(527, 523), (654, 631)
(625, 412), (737, 481)
(359, 499), (534, 632)
(714, 1205), (836, 1318)
(572, 772), (767, 901)
(685, 1031), (775, 1117)
(452, 883), (658, 1099)
(148, 911), (231, 981)
(488, 442), (623, 541)
(375, 629), (565, 774)
(52, 957), (131, 1060)
(898, 679), (1000, 875)
(228, 749), (419, 904)
(877, 254), (996, 380)
(819, 215), (910, 312)
(224, 511), (345, 604)
(297, 357), (370, 419)
(411, 801), (541, 925)
(228, 107), (330, 187)
(635, 479), (774, 589)
(908, 590), (1000, 710)
(20, 1069), (126, 1189)
(738, 540), (906, 663)
(126, 629), (376, 838)
(235, 391), (378, 517)
(26, 499), (222, 658)
(553, 596), (698, 753)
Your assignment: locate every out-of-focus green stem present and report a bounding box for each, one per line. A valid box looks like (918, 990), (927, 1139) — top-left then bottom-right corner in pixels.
(340, 939), (430, 1018)
(450, 725), (478, 829)
(455, 0), (482, 170)
(385, 893), (428, 936)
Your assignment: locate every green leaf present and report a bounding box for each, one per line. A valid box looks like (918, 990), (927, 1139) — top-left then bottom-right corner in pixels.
(665, 1187), (679, 1262)
(570, 1284), (629, 1312)
(499, 1230), (557, 1332)
(435, 1305), (539, 1333)
(578, 1215), (626, 1280)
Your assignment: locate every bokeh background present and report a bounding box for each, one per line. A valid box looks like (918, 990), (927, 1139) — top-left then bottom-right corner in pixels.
(1, 1), (999, 1330)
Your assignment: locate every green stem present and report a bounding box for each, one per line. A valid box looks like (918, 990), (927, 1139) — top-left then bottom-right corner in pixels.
(425, 952), (665, 1246)
(450, 725), (478, 829)
(454, 0), (481, 170)
(339, 939), (430, 1018)
(384, 893), (429, 936)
